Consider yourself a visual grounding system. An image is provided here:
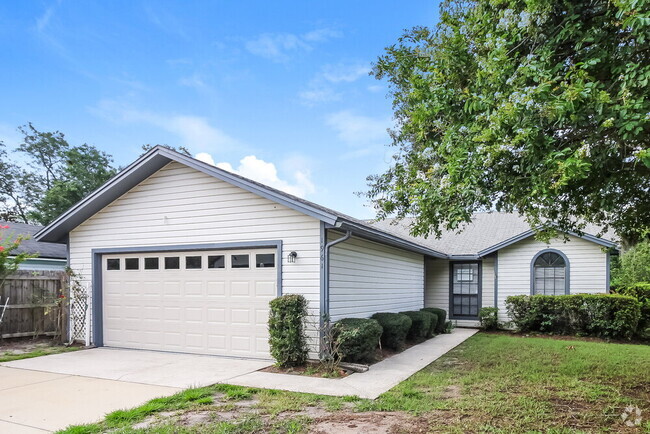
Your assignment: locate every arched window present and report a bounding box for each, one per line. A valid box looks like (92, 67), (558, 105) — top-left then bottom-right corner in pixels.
(532, 250), (569, 295)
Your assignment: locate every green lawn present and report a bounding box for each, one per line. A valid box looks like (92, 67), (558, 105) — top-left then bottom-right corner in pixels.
(0, 343), (81, 363)
(60, 333), (650, 433)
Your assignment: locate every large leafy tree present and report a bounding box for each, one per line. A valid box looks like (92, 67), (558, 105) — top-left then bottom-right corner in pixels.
(368, 0), (650, 245)
(32, 143), (117, 224)
(0, 144), (38, 223)
(0, 124), (117, 225)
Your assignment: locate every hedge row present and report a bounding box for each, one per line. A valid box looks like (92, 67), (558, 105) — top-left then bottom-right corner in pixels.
(612, 283), (650, 339)
(334, 318), (383, 362)
(268, 294), (451, 365)
(336, 308), (448, 361)
(506, 294), (641, 340)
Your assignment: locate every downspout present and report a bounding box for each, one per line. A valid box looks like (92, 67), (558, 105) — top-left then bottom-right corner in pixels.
(323, 230), (352, 320)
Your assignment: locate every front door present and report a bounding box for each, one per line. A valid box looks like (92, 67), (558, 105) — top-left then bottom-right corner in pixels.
(450, 262), (481, 319)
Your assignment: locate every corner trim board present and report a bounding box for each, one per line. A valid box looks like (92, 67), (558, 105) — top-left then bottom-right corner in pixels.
(494, 251), (498, 308)
(605, 251), (610, 293)
(90, 240), (283, 347)
(322, 229), (352, 322)
(319, 221), (326, 328)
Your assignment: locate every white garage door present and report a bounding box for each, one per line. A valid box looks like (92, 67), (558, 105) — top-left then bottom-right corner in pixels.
(102, 248), (277, 359)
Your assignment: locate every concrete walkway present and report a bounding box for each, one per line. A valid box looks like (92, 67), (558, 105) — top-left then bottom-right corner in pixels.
(0, 366), (180, 433)
(3, 347), (272, 388)
(229, 327), (478, 399)
(0, 349), (271, 432)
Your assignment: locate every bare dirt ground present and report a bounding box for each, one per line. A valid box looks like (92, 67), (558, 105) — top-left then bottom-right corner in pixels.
(0, 336), (60, 354)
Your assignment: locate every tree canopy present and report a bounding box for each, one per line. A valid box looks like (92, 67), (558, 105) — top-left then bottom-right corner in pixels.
(0, 124), (117, 225)
(368, 0), (650, 244)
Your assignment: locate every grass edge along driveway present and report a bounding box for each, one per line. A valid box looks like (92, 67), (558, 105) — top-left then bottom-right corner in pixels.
(60, 333), (650, 433)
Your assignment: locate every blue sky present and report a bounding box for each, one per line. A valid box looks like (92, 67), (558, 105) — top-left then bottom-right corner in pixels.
(0, 1), (440, 218)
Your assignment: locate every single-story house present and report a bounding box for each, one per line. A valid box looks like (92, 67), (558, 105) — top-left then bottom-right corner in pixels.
(0, 221), (67, 271)
(34, 146), (618, 359)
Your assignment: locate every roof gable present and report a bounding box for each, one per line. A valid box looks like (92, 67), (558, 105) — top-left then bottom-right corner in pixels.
(35, 147), (447, 258)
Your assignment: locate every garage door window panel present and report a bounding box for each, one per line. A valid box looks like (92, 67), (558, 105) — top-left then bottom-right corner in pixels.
(144, 257), (159, 270)
(208, 255), (225, 269)
(106, 258), (120, 270)
(125, 258), (139, 270)
(165, 257), (180, 269)
(185, 256), (202, 269)
(231, 254), (250, 269)
(256, 253), (275, 268)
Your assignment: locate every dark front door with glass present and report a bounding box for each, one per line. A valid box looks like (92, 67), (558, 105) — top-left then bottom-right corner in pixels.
(450, 262), (481, 319)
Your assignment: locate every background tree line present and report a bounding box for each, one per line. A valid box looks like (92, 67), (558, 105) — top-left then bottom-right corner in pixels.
(0, 124), (190, 226)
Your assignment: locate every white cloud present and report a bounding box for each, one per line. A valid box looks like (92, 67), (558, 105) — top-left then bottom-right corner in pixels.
(92, 99), (238, 151)
(298, 88), (341, 105)
(35, 3), (56, 33)
(245, 33), (308, 62)
(302, 28), (342, 42)
(195, 152), (216, 166)
(298, 62), (370, 106)
(325, 110), (391, 147)
(245, 28), (341, 62)
(178, 74), (208, 90)
(321, 63), (370, 83)
(198, 153), (315, 198)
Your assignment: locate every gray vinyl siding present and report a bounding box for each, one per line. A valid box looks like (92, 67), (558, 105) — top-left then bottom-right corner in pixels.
(424, 258), (492, 327)
(496, 235), (608, 323)
(328, 232), (425, 321)
(425, 236), (607, 326)
(69, 162), (322, 353)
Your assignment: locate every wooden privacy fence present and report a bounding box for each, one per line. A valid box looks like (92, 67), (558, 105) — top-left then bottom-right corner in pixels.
(0, 270), (69, 341)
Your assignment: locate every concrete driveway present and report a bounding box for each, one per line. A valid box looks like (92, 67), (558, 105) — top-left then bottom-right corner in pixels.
(0, 348), (271, 432)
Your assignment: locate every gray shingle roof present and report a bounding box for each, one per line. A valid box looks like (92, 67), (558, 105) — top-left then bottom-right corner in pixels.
(1, 221), (67, 259)
(368, 212), (618, 256)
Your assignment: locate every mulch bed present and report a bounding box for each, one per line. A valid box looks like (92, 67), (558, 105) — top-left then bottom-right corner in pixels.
(261, 339), (423, 378)
(260, 360), (350, 378)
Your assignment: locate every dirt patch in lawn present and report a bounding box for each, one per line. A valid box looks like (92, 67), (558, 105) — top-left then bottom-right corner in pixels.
(0, 336), (60, 353)
(440, 385), (462, 399)
(0, 336), (82, 362)
(309, 411), (429, 434)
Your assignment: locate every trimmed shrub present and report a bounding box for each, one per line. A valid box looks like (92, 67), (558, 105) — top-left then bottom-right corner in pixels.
(268, 294), (309, 367)
(421, 307), (447, 333)
(613, 283), (650, 339)
(611, 240), (650, 287)
(506, 294), (641, 340)
(334, 318), (383, 362)
(371, 312), (412, 350)
(426, 312), (439, 338)
(479, 307), (499, 330)
(400, 310), (434, 341)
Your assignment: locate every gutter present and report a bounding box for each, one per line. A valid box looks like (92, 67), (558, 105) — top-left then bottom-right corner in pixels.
(322, 229), (352, 319)
(337, 219), (447, 259)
